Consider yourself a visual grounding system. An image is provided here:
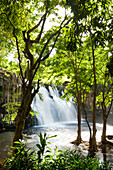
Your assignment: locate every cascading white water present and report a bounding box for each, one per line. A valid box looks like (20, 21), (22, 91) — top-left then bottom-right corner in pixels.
(31, 86), (77, 125)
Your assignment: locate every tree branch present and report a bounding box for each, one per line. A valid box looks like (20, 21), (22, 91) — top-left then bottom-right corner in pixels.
(32, 13), (47, 43)
(31, 32), (61, 83)
(27, 4), (51, 43)
(33, 79), (40, 96)
(13, 29), (24, 82)
(41, 31), (60, 61)
(27, 13), (46, 35)
(31, 16), (72, 82)
(33, 16), (72, 70)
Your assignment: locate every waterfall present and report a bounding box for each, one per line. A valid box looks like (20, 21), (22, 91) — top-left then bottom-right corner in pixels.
(31, 86), (77, 126)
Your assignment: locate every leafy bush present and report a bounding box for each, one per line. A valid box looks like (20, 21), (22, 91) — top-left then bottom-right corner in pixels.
(3, 141), (36, 170)
(3, 132), (112, 170)
(40, 150), (111, 170)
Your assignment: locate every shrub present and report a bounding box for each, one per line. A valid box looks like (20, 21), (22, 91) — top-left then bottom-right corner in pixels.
(39, 150), (111, 170)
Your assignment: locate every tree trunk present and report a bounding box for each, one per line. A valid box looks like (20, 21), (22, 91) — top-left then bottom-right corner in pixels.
(76, 95), (82, 144)
(82, 95), (92, 145)
(102, 114), (107, 144)
(101, 101), (107, 144)
(89, 38), (97, 154)
(13, 110), (26, 144)
(101, 107), (107, 161)
(13, 87), (35, 152)
(75, 60), (82, 144)
(92, 92), (97, 152)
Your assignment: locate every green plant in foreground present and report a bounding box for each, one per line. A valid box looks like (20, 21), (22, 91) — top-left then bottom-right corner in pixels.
(39, 150), (112, 170)
(3, 132), (57, 170)
(3, 132), (112, 170)
(3, 141), (36, 170)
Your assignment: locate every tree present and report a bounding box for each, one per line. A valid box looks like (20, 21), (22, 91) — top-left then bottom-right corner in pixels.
(101, 78), (113, 144)
(95, 47), (113, 144)
(66, 0), (113, 155)
(0, 0), (72, 150)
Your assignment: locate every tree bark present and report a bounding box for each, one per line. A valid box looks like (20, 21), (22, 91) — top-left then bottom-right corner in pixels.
(13, 110), (26, 144)
(13, 86), (36, 153)
(89, 38), (97, 154)
(76, 94), (82, 144)
(82, 92), (92, 144)
(101, 100), (112, 143)
(102, 111), (107, 144)
(74, 59), (82, 144)
(101, 82), (113, 144)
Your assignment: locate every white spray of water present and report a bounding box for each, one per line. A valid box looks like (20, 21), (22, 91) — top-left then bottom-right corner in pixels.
(31, 86), (77, 125)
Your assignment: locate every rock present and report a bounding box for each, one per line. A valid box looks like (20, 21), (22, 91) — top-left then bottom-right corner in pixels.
(0, 68), (22, 130)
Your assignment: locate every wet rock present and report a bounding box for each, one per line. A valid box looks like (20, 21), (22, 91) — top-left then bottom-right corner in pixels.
(0, 68), (22, 130)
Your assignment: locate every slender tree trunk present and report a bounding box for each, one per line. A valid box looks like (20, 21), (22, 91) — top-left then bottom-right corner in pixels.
(102, 111), (107, 144)
(76, 94), (82, 144)
(83, 92), (92, 143)
(90, 38), (97, 154)
(101, 100), (112, 144)
(74, 56), (82, 144)
(101, 78), (113, 143)
(101, 107), (107, 162)
(83, 91), (93, 154)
